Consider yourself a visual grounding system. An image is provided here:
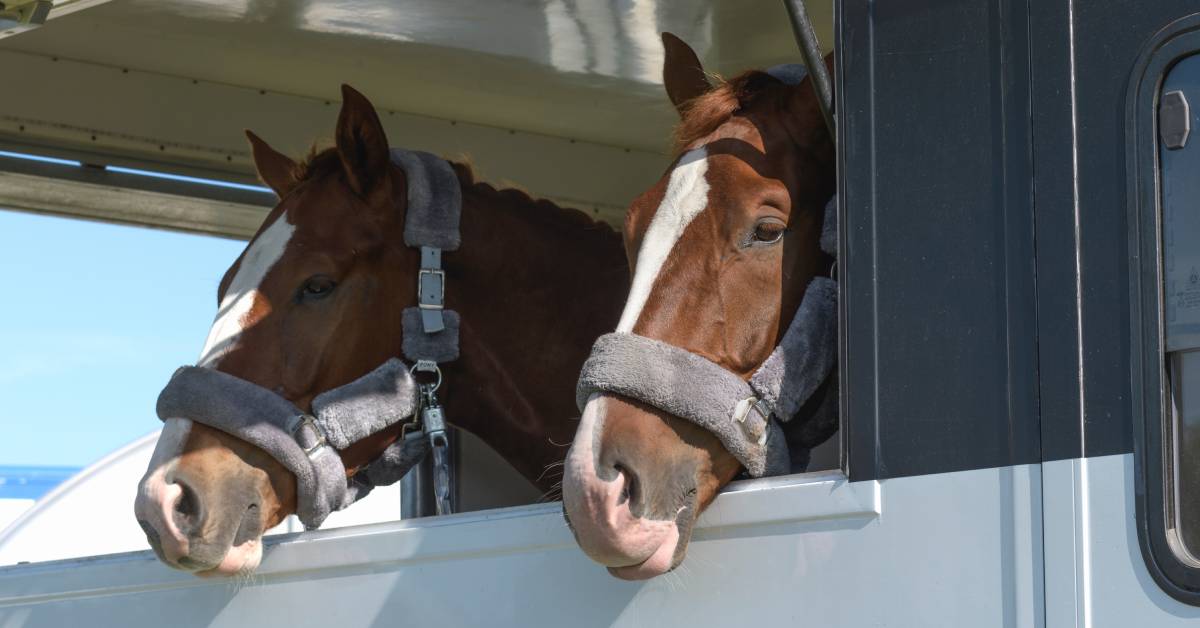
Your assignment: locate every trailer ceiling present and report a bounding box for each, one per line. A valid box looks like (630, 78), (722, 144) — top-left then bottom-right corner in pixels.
(0, 0), (832, 233)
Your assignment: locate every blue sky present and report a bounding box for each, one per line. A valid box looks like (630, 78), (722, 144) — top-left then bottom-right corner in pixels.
(0, 209), (246, 467)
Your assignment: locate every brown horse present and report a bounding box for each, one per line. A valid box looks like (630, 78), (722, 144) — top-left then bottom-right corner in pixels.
(561, 34), (836, 579)
(134, 85), (628, 576)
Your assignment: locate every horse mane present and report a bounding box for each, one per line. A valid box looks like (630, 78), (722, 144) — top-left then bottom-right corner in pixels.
(673, 70), (795, 154)
(291, 146), (618, 236)
(458, 172), (619, 236)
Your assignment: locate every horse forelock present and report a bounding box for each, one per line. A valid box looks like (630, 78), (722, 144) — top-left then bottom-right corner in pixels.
(673, 70), (796, 155)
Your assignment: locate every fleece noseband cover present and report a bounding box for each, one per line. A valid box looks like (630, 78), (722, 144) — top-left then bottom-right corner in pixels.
(156, 359), (419, 528)
(576, 278), (837, 477)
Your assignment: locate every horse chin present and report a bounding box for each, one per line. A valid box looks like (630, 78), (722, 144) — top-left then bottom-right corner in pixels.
(195, 538), (263, 577)
(604, 527), (684, 580)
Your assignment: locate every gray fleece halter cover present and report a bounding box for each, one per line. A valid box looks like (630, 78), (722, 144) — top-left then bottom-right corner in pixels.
(575, 276), (836, 477)
(155, 149), (462, 529)
(576, 63), (838, 478)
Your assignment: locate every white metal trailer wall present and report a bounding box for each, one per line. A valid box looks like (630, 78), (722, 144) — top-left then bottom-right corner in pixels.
(0, 466), (1046, 627)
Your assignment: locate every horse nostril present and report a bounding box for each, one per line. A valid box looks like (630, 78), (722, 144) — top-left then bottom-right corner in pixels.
(172, 479), (203, 537)
(614, 463), (639, 510)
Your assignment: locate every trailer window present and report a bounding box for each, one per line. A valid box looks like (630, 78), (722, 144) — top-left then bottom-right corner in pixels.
(1162, 52), (1200, 564)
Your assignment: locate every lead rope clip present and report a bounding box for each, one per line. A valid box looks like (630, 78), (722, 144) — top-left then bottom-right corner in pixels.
(418, 382), (453, 516)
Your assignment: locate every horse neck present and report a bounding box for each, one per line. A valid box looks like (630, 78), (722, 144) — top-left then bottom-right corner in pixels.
(438, 178), (628, 488)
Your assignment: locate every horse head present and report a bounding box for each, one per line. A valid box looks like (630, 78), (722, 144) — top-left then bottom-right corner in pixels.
(562, 33), (836, 579)
(134, 86), (418, 575)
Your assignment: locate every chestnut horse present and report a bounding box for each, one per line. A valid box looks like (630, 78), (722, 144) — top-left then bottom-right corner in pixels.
(561, 34), (836, 579)
(134, 85), (628, 575)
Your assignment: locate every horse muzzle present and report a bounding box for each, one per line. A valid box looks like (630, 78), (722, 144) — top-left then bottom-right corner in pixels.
(562, 395), (697, 580)
(135, 421), (268, 575)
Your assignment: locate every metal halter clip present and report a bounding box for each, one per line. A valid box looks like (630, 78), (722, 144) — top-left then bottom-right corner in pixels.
(417, 382), (454, 516)
(288, 413), (329, 460)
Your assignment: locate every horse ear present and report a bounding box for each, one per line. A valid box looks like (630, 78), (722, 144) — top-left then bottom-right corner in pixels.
(661, 32), (710, 116)
(335, 84), (391, 197)
(244, 130), (298, 198)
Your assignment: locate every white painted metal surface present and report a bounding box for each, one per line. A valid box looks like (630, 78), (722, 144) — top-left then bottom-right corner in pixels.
(1042, 455), (1200, 626)
(0, 465), (1051, 627)
(3, 454), (1193, 626)
(0, 0), (829, 151)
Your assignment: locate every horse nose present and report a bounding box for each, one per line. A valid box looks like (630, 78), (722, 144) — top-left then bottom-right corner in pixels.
(134, 473), (192, 565)
(563, 401), (677, 571)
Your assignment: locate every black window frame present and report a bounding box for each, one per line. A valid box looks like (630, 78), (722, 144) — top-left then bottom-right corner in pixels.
(1129, 11), (1200, 605)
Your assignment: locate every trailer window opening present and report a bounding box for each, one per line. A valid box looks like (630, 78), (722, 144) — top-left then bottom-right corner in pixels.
(1156, 50), (1200, 569)
(1138, 41), (1200, 602)
(1161, 49), (1200, 562)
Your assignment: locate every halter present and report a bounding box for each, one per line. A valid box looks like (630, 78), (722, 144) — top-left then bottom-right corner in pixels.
(156, 149), (463, 529)
(575, 64), (838, 477)
(575, 275), (836, 477)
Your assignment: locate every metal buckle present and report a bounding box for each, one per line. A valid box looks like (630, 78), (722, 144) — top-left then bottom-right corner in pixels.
(418, 268), (445, 310)
(289, 414), (328, 459)
(732, 396), (772, 446)
(732, 396), (772, 424)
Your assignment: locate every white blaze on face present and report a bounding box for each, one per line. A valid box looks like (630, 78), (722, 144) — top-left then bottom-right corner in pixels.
(566, 148), (711, 548)
(197, 215), (296, 367)
(135, 214), (295, 557)
(615, 147), (710, 333)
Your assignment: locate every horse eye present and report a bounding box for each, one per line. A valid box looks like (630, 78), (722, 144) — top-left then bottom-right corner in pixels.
(299, 275), (336, 300)
(752, 220), (788, 244)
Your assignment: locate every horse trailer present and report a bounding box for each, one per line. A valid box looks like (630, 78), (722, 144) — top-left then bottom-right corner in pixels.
(2, 0), (1200, 626)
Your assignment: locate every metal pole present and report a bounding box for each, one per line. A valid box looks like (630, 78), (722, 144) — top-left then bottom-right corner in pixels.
(782, 0), (835, 139)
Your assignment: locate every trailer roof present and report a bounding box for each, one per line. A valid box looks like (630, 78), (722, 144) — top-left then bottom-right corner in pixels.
(0, 0), (831, 233)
